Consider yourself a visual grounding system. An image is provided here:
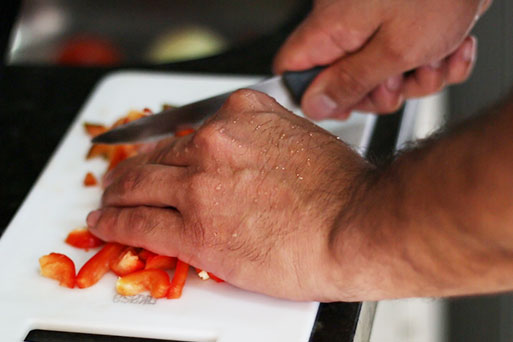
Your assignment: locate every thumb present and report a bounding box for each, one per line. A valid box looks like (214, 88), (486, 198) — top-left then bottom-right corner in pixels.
(301, 32), (410, 120)
(273, 0), (380, 74)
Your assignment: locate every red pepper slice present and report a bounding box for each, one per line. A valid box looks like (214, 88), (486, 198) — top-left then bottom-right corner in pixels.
(116, 269), (170, 298)
(107, 146), (130, 171)
(86, 144), (113, 160)
(65, 228), (104, 250)
(110, 247), (144, 276)
(76, 243), (124, 288)
(83, 172), (98, 187)
(39, 253), (76, 288)
(145, 255), (177, 270)
(208, 272), (224, 283)
(175, 128), (195, 137)
(167, 260), (190, 299)
(194, 267), (224, 283)
(138, 249), (156, 261)
(83, 122), (108, 138)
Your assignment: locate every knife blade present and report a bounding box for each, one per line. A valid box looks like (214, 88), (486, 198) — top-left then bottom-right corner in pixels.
(92, 67), (324, 144)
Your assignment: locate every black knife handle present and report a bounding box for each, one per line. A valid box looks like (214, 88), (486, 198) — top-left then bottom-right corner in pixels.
(282, 66), (325, 104)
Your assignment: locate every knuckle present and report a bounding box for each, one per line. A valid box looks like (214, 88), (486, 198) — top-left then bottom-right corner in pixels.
(382, 41), (421, 70)
(223, 89), (258, 111)
(192, 123), (225, 154)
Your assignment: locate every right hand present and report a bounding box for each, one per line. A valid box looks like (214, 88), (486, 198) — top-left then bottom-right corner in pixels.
(274, 0), (492, 120)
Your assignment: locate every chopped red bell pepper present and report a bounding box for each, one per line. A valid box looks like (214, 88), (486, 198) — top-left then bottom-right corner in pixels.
(175, 128), (195, 137)
(167, 260), (190, 299)
(195, 267), (224, 283)
(83, 122), (108, 137)
(86, 144), (113, 160)
(107, 146), (130, 171)
(116, 269), (170, 298)
(39, 253), (76, 288)
(65, 228), (104, 250)
(138, 249), (156, 261)
(145, 255), (177, 270)
(76, 242), (125, 288)
(83, 172), (98, 186)
(208, 272), (224, 283)
(110, 247), (144, 276)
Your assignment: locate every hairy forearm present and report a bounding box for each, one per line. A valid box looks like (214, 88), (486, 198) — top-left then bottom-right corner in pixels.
(330, 91), (513, 301)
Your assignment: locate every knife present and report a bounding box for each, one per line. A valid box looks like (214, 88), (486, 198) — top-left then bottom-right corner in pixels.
(92, 66), (324, 144)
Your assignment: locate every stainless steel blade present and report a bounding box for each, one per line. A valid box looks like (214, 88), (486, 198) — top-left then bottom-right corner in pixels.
(92, 75), (296, 144)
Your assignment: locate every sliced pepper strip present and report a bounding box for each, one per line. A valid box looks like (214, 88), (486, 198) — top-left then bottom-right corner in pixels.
(116, 269), (170, 298)
(167, 260), (190, 299)
(39, 253), (76, 288)
(76, 242), (124, 288)
(145, 255), (177, 270)
(65, 228), (104, 250)
(208, 272), (224, 283)
(138, 249), (156, 261)
(110, 247), (144, 276)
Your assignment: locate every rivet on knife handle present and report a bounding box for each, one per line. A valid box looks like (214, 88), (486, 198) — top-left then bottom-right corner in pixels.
(282, 66), (325, 104)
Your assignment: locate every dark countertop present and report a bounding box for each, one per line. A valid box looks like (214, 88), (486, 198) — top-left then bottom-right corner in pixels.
(0, 2), (401, 341)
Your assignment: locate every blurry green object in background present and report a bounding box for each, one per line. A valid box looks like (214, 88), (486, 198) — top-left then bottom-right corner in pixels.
(147, 26), (227, 63)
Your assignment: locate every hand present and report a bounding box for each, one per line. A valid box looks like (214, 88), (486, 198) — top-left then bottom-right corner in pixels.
(87, 90), (374, 301)
(274, 0), (492, 120)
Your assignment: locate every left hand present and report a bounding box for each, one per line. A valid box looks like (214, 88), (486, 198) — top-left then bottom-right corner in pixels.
(87, 89), (373, 301)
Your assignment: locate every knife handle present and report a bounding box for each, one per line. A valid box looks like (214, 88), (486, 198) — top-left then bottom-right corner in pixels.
(282, 66), (325, 104)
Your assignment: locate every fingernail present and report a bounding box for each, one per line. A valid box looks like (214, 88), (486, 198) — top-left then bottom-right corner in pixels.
(462, 38), (475, 62)
(87, 209), (102, 228)
(385, 75), (403, 92)
(305, 93), (339, 120)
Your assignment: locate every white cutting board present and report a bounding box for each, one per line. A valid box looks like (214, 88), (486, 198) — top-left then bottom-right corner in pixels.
(0, 71), (375, 342)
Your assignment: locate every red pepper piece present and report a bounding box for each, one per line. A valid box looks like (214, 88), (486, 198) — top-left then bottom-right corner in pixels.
(86, 144), (113, 160)
(39, 253), (76, 288)
(208, 272), (224, 283)
(83, 172), (98, 187)
(116, 269), (170, 298)
(167, 260), (190, 299)
(83, 122), (108, 137)
(76, 242), (125, 288)
(145, 255), (177, 270)
(107, 146), (130, 171)
(110, 247), (144, 276)
(194, 267), (224, 283)
(65, 228), (104, 251)
(138, 249), (156, 261)
(194, 267), (209, 280)
(175, 128), (195, 137)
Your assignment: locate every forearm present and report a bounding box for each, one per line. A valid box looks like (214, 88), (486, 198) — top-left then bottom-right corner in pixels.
(329, 91), (513, 301)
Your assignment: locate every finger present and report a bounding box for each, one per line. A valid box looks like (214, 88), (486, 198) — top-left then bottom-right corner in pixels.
(352, 75), (405, 114)
(301, 31), (414, 120)
(402, 61), (448, 99)
(273, 1), (380, 73)
(479, 0), (493, 16)
(102, 164), (188, 209)
(103, 153), (151, 188)
(148, 132), (196, 166)
(445, 36), (477, 85)
(87, 206), (185, 257)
